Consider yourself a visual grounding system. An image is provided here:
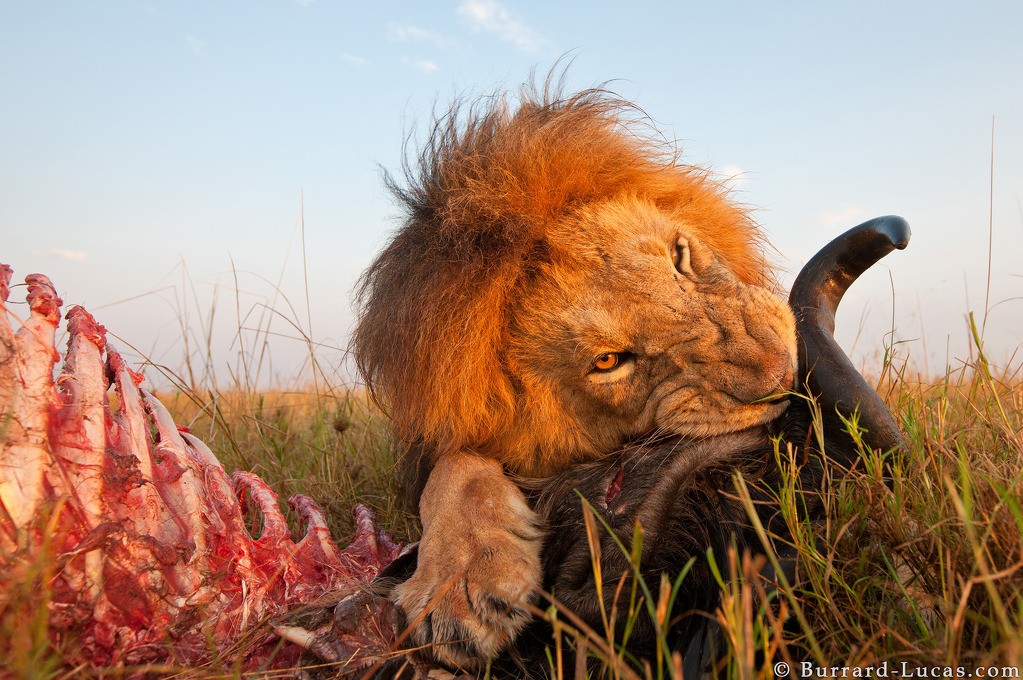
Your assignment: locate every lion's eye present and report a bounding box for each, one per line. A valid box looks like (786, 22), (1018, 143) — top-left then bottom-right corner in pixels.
(673, 239), (693, 276)
(593, 353), (621, 372)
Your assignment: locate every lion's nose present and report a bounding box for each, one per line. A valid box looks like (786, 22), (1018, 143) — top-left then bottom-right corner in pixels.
(762, 354), (796, 402)
(760, 367), (795, 404)
(776, 357), (796, 392)
(729, 353), (795, 405)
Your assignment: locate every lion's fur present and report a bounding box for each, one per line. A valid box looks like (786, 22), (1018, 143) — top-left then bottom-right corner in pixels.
(352, 81), (798, 665)
(354, 86), (788, 477)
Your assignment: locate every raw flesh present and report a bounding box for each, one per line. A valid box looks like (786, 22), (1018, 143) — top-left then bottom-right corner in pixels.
(0, 264), (404, 672)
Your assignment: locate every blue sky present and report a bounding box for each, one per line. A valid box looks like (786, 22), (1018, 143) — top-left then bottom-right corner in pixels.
(2, 1), (1021, 386)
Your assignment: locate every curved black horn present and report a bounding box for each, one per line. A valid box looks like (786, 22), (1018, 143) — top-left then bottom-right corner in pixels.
(789, 215), (911, 456)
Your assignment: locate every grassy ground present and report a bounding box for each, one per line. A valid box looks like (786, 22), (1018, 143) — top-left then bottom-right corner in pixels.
(2, 308), (1021, 678)
(156, 387), (419, 544)
(713, 357), (1023, 676)
(154, 354), (1023, 677)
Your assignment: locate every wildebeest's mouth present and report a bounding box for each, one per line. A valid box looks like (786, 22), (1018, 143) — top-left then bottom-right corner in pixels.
(598, 413), (793, 517)
(535, 425), (774, 540)
(604, 466), (624, 506)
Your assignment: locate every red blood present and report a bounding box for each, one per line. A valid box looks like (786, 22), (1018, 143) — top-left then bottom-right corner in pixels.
(606, 467), (624, 506)
(0, 263), (402, 672)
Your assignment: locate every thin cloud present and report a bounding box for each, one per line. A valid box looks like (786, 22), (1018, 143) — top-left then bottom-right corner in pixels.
(341, 53), (371, 67)
(817, 204), (867, 229)
(457, 0), (543, 53)
(42, 249), (87, 262)
(387, 23), (452, 50)
(291, 0), (315, 6)
(718, 164), (748, 188)
(186, 35), (205, 56)
(403, 57), (439, 74)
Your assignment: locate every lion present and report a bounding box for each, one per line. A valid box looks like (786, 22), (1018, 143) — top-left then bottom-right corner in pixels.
(351, 82), (797, 669)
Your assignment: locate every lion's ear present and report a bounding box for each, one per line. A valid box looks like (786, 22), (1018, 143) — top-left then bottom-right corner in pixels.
(654, 174), (769, 289)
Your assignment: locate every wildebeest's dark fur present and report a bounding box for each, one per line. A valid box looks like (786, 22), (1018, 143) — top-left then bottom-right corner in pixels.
(490, 403), (835, 677)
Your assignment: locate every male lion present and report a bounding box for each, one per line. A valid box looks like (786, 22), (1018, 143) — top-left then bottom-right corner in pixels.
(352, 83), (797, 668)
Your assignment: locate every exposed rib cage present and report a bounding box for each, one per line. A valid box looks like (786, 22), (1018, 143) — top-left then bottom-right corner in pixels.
(0, 264), (402, 671)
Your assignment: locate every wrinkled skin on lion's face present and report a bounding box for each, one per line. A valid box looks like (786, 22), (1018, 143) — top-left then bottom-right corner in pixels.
(504, 199), (796, 475)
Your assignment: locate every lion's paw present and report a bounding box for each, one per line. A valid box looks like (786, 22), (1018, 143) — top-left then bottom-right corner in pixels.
(393, 453), (543, 670)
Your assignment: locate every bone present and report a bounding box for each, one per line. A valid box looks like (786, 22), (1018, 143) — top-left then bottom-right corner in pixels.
(0, 265), (21, 545)
(0, 263), (404, 671)
(231, 470), (301, 608)
(106, 348), (167, 539)
(180, 431), (256, 563)
(233, 470), (293, 546)
(291, 493), (347, 571)
(0, 264), (16, 420)
(141, 391), (213, 584)
(272, 619), (358, 665)
(51, 306), (111, 600)
(346, 500), (386, 566)
(273, 623), (320, 650)
(52, 309), (108, 511)
(1, 273), (61, 535)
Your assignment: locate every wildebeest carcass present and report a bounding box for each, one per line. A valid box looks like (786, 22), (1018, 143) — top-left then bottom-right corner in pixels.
(368, 216), (910, 678)
(0, 216), (908, 676)
(0, 270), (407, 672)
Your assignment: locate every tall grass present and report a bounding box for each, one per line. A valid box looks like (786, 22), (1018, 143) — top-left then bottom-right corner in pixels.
(113, 254), (420, 544)
(761, 354), (1022, 670)
(522, 352), (1022, 678)
(2, 259), (1021, 679)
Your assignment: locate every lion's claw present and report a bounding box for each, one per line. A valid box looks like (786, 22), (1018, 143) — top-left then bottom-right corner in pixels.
(393, 452), (542, 669)
(395, 557), (538, 669)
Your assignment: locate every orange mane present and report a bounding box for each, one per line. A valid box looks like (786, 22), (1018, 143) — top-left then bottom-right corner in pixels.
(352, 85), (768, 466)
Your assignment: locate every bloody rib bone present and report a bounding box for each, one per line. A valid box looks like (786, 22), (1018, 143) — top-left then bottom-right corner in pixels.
(0, 266), (403, 671)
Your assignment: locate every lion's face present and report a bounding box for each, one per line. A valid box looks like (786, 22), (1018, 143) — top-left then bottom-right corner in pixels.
(504, 199), (796, 475)
(355, 87), (801, 482)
